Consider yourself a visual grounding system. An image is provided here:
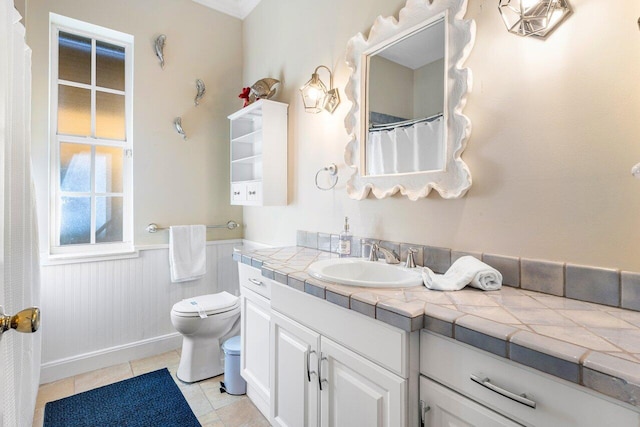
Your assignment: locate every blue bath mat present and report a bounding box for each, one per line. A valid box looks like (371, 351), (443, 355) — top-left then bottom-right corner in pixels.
(43, 368), (200, 427)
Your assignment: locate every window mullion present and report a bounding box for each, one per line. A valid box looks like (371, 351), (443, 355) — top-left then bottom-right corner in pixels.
(90, 145), (96, 245)
(90, 38), (97, 245)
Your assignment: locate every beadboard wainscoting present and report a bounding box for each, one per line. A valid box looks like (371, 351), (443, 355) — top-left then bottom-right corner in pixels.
(39, 240), (243, 384)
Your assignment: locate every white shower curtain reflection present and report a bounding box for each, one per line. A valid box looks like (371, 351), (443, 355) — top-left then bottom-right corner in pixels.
(366, 116), (444, 175)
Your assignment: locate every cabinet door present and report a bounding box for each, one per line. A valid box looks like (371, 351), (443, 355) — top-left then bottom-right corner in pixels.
(246, 181), (262, 203)
(271, 311), (320, 427)
(240, 292), (271, 404)
(320, 337), (406, 427)
(420, 376), (520, 427)
(231, 183), (246, 204)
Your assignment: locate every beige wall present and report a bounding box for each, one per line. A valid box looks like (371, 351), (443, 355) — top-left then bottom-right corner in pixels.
(413, 58), (444, 118)
(14, 0), (25, 22)
(242, 0), (640, 271)
(27, 0), (244, 249)
(369, 55), (414, 120)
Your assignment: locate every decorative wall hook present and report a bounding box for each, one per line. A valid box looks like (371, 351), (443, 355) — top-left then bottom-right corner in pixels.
(195, 79), (206, 106)
(154, 34), (166, 69)
(174, 117), (186, 140)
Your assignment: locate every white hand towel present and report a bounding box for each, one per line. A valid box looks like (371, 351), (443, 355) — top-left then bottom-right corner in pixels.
(422, 256), (502, 291)
(169, 225), (207, 283)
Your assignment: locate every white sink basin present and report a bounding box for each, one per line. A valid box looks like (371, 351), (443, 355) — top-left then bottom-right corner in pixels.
(307, 258), (424, 288)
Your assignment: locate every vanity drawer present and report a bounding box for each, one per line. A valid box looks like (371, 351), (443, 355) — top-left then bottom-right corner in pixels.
(272, 282), (409, 378)
(420, 331), (640, 427)
(238, 262), (271, 299)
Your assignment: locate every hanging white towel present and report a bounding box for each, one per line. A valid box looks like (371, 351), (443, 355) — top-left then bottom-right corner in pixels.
(422, 256), (502, 291)
(169, 225), (207, 283)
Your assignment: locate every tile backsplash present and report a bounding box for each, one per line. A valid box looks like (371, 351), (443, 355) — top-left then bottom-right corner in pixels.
(296, 230), (639, 312)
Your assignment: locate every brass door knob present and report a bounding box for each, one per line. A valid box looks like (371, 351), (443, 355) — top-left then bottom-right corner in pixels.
(0, 307), (40, 335)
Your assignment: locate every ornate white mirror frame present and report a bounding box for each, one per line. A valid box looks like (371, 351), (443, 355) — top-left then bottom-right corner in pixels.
(344, 0), (476, 200)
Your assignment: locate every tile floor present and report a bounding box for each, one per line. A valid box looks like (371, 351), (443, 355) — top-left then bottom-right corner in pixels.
(32, 349), (270, 427)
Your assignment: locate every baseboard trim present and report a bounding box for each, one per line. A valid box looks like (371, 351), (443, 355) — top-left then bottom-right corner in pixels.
(246, 383), (270, 421)
(40, 333), (182, 384)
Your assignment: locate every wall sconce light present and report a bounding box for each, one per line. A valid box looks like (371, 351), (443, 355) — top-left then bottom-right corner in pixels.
(300, 65), (340, 114)
(498, 0), (572, 39)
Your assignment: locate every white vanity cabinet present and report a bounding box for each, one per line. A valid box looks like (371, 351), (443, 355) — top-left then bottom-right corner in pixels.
(420, 376), (519, 427)
(270, 310), (320, 427)
(420, 331), (640, 427)
(228, 99), (288, 206)
(270, 281), (418, 427)
(238, 263), (273, 418)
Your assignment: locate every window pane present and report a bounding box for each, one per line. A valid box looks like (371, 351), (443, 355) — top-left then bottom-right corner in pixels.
(95, 146), (123, 193)
(96, 91), (125, 140)
(60, 143), (91, 192)
(60, 197), (91, 245)
(96, 41), (125, 91)
(95, 196), (123, 243)
(58, 85), (91, 136)
(58, 32), (91, 85)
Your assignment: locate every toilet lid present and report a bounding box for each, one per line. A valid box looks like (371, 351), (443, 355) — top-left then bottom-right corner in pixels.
(172, 291), (239, 317)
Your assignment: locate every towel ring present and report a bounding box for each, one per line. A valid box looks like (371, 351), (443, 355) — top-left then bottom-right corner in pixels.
(315, 163), (338, 191)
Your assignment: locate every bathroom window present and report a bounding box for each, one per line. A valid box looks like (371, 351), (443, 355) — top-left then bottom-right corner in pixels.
(49, 14), (134, 257)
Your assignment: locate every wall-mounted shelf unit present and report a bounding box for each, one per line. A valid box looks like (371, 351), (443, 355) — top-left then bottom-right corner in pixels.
(228, 99), (288, 206)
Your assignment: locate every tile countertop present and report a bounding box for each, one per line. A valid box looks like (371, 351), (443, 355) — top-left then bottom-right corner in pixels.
(234, 246), (640, 409)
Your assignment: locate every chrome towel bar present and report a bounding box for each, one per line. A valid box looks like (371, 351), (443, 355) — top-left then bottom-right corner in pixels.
(146, 221), (240, 233)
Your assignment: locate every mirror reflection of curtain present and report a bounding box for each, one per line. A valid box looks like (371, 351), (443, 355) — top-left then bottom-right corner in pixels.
(367, 116), (444, 175)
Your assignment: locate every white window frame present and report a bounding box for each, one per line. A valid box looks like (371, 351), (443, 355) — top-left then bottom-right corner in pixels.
(49, 13), (134, 257)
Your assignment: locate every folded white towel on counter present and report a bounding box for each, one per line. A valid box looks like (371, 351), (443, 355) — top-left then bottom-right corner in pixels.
(169, 225), (207, 283)
(422, 256), (502, 291)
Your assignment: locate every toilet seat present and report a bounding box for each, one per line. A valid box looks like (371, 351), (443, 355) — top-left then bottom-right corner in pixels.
(171, 291), (239, 318)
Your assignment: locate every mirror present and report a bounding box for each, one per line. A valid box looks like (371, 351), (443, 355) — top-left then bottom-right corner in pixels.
(367, 18), (445, 175)
(344, 0), (475, 200)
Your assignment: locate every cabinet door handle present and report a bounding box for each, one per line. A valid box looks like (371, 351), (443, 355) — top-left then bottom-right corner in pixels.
(307, 349), (317, 382)
(248, 278), (264, 286)
(318, 354), (328, 391)
(470, 374), (537, 409)
(419, 400), (430, 427)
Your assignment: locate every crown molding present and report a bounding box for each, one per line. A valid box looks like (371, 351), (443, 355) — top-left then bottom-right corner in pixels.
(192, 0), (261, 20)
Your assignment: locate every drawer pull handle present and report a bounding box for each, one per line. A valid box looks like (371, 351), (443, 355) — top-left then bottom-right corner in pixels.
(307, 349), (317, 382)
(318, 354), (328, 391)
(470, 374), (537, 409)
(248, 278), (264, 286)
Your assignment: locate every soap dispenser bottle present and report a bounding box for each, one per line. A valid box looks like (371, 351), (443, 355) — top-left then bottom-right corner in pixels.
(338, 217), (352, 258)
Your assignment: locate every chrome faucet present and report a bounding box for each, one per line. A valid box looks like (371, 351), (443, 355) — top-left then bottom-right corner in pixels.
(405, 248), (418, 268)
(362, 240), (400, 264)
(376, 245), (400, 264)
(361, 241), (379, 262)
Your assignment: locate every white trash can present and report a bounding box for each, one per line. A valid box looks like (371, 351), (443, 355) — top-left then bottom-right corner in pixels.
(221, 335), (246, 395)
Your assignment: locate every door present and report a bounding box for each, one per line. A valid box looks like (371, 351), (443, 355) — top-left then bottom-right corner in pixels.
(240, 290), (271, 404)
(420, 377), (520, 427)
(270, 310), (320, 427)
(320, 337), (406, 427)
(0, 2), (42, 427)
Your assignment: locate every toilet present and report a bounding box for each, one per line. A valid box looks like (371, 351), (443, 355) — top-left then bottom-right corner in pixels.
(170, 291), (241, 383)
